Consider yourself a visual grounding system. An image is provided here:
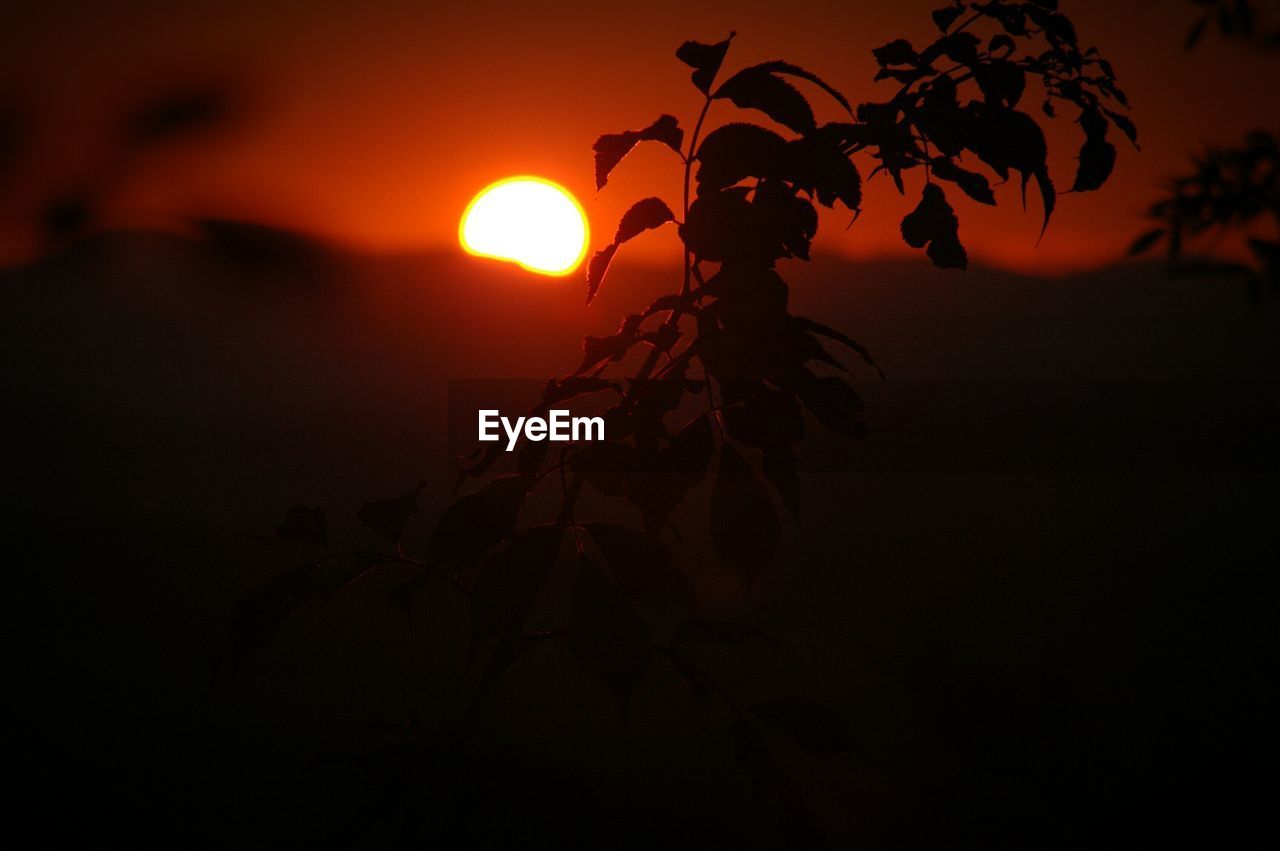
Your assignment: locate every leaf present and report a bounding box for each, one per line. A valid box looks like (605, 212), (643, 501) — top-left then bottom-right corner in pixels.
(930, 157), (996, 205)
(963, 103), (1055, 235)
(469, 523), (563, 650)
(1104, 109), (1139, 148)
(357, 481), (426, 545)
(231, 553), (382, 665)
(792, 317), (883, 378)
(748, 61), (852, 113)
(797, 376), (866, 437)
(593, 115), (683, 190)
(428, 475), (529, 565)
(1072, 108), (1116, 192)
(749, 696), (857, 754)
(675, 618), (780, 649)
(710, 444), (780, 590)
(931, 5), (964, 33)
(676, 32), (735, 94)
(900, 183), (967, 269)
(1072, 137), (1116, 192)
(714, 67), (816, 134)
(274, 505), (327, 548)
(783, 128), (863, 210)
(872, 39), (917, 67)
(974, 60), (1026, 109)
(576, 314), (642, 373)
(1127, 228), (1165, 257)
(584, 522), (694, 607)
(695, 123), (788, 191)
(569, 555), (650, 713)
(614, 197), (675, 243)
(630, 413), (715, 533)
(585, 243), (618, 305)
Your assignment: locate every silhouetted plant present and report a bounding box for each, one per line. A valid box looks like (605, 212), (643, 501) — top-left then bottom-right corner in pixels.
(1130, 132), (1279, 299)
(1183, 0), (1280, 51)
(237, 4), (1128, 837)
(1132, 3), (1279, 299)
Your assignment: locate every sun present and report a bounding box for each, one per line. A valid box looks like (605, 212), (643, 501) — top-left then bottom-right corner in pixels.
(459, 176), (589, 276)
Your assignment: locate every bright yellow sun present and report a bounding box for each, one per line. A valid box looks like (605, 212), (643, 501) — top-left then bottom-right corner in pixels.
(459, 176), (589, 276)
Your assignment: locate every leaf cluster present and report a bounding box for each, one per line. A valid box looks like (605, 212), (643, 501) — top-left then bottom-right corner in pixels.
(1130, 130), (1280, 300)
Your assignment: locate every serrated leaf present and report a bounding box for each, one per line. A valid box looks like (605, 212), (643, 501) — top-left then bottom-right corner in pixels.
(593, 115), (683, 191)
(676, 32), (735, 94)
(797, 375), (866, 437)
(585, 243), (618, 305)
(930, 157), (996, 205)
(748, 61), (852, 113)
(695, 122), (788, 191)
(428, 475), (529, 565)
(569, 555), (650, 713)
(931, 5), (964, 33)
(715, 68), (816, 134)
(357, 480), (426, 545)
(583, 522), (693, 607)
(614, 197), (675, 243)
(711, 444), (780, 590)
(469, 523), (563, 650)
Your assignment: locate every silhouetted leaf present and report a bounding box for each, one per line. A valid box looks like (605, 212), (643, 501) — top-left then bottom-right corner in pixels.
(677, 32), (735, 94)
(682, 188), (773, 263)
(357, 481), (426, 545)
(1105, 109), (1139, 148)
(429, 475), (529, 564)
(792, 317), (882, 377)
(974, 60), (1026, 108)
(711, 444), (780, 589)
(872, 39), (918, 67)
(715, 67), (816, 134)
(584, 522), (694, 607)
(274, 505), (327, 548)
(593, 115), (683, 190)
(932, 5), (964, 33)
(930, 157), (996, 205)
(469, 523), (563, 650)
(755, 180), (819, 259)
(695, 123), (788, 191)
(577, 314), (642, 373)
(797, 376), (866, 437)
(963, 103), (1055, 234)
(585, 243), (618, 305)
(1073, 137), (1117, 192)
(675, 619), (780, 649)
(901, 183), (967, 269)
(750, 696), (857, 754)
(569, 555), (650, 713)
(614, 197), (676, 243)
(749, 61), (852, 112)
(784, 128), (863, 210)
(1072, 108), (1116, 192)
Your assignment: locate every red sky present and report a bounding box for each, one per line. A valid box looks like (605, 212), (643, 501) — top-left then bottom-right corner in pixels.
(2, 0), (1278, 272)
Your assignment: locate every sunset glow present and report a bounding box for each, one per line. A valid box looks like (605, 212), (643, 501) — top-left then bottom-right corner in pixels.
(459, 177), (589, 276)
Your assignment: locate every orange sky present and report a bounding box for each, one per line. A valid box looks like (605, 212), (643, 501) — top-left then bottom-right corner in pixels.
(2, 0), (1278, 273)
